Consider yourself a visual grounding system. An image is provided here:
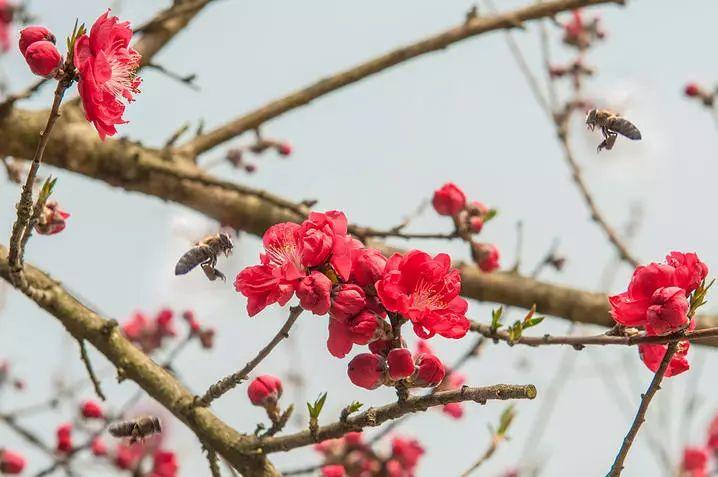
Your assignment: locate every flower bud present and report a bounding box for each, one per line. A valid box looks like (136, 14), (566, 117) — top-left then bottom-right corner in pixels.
(346, 309), (381, 345)
(35, 200), (70, 235)
(684, 83), (701, 98)
(646, 286), (689, 335)
(90, 437), (107, 456)
(681, 447), (709, 475)
(432, 183), (466, 216)
(469, 216), (484, 234)
(80, 400), (104, 419)
(182, 310), (201, 333)
(442, 402), (464, 419)
(155, 308), (176, 338)
(321, 465), (346, 477)
(24, 40), (62, 77)
(247, 375), (283, 406)
(347, 353), (386, 390)
(351, 247), (387, 287)
(0, 449), (26, 474)
(296, 271), (332, 315)
(330, 284), (366, 322)
(19, 26), (55, 56)
(472, 242), (500, 272)
(387, 348), (415, 380)
(56, 423), (73, 453)
(411, 354), (445, 387)
(277, 142), (292, 156)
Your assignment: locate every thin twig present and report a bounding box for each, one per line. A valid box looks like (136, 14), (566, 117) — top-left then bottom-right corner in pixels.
(133, 0), (217, 34)
(607, 341), (679, 476)
(77, 338), (106, 401)
(146, 62), (199, 91)
(204, 445), (222, 477)
(461, 435), (504, 477)
(198, 306), (303, 406)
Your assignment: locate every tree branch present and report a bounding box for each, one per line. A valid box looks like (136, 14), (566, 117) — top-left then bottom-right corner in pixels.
(180, 0), (627, 156)
(238, 384), (536, 454)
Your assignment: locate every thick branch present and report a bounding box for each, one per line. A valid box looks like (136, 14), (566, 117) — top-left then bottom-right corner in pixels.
(181, 0), (626, 156)
(238, 384), (536, 454)
(0, 245), (279, 477)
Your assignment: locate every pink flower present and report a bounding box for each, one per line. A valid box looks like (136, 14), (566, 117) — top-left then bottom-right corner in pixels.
(296, 271), (332, 315)
(682, 446), (709, 477)
(376, 250), (470, 339)
(391, 436), (425, 472)
(90, 437), (107, 456)
(472, 243), (500, 272)
(412, 353), (445, 387)
(321, 465), (346, 477)
(350, 247), (387, 288)
(432, 183), (466, 216)
(24, 39), (61, 76)
(645, 287), (689, 335)
(80, 400), (104, 419)
(35, 200), (70, 235)
(299, 211), (353, 281)
(114, 443), (143, 470)
(347, 353), (386, 390)
(0, 449), (25, 474)
(277, 142), (292, 156)
(609, 262), (678, 327)
(155, 308), (176, 338)
(150, 450), (178, 477)
(387, 348), (415, 380)
(247, 375), (283, 406)
(638, 340), (690, 377)
(73, 10), (141, 140)
(19, 26), (55, 56)
(56, 423), (73, 453)
(665, 251), (708, 294)
(684, 83), (702, 98)
(326, 310), (382, 358)
(442, 402), (464, 419)
(235, 223), (303, 316)
(330, 284), (366, 322)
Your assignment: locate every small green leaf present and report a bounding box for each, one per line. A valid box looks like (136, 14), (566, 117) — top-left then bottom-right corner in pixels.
(496, 405), (516, 436)
(483, 209), (498, 223)
(308, 392), (327, 419)
(490, 306), (504, 331)
(346, 401), (362, 414)
(523, 316), (545, 329)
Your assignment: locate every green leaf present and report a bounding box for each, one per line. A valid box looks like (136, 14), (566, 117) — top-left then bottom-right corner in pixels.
(496, 405), (516, 436)
(490, 306), (504, 331)
(346, 401), (362, 414)
(308, 392), (327, 420)
(523, 316), (545, 329)
(483, 209), (498, 223)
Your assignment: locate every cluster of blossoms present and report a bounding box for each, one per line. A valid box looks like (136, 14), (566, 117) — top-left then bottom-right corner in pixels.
(431, 183), (500, 272)
(678, 412), (718, 477)
(315, 432), (424, 477)
(122, 307), (214, 354)
(561, 9), (605, 50)
(609, 251), (708, 377)
(235, 210), (473, 390)
(0, 448), (25, 475)
(224, 137), (293, 173)
(20, 11), (141, 139)
(684, 82), (716, 108)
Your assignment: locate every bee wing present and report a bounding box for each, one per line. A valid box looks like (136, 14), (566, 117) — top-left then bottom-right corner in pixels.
(610, 117), (642, 140)
(174, 247), (210, 275)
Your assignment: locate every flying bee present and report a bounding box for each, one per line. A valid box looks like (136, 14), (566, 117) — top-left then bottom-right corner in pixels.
(585, 108), (642, 152)
(174, 232), (233, 281)
(108, 416), (161, 444)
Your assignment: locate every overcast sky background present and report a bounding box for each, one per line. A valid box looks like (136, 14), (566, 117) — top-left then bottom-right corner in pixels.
(2, 0), (718, 475)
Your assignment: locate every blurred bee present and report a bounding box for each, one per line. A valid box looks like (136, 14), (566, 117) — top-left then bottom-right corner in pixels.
(108, 416), (161, 444)
(585, 108), (642, 152)
(174, 233), (233, 281)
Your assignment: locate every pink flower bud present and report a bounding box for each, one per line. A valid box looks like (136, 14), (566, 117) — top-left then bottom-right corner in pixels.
(56, 423), (73, 453)
(182, 310), (201, 333)
(321, 465), (346, 477)
(296, 271), (332, 315)
(368, 338), (393, 357)
(469, 216), (484, 234)
(0, 449), (26, 474)
(684, 83), (701, 98)
(391, 436), (425, 471)
(682, 446), (709, 474)
(155, 308), (176, 338)
(347, 353), (386, 390)
(277, 142), (292, 156)
(19, 26), (55, 56)
(80, 400), (104, 419)
(442, 402), (464, 419)
(346, 309), (380, 345)
(152, 450), (178, 477)
(645, 287), (689, 335)
(24, 40), (61, 77)
(387, 348), (415, 380)
(472, 243), (500, 272)
(412, 354), (445, 387)
(247, 375), (283, 406)
(350, 247), (387, 287)
(35, 200), (70, 235)
(330, 284), (366, 322)
(90, 437), (107, 456)
(432, 183), (466, 216)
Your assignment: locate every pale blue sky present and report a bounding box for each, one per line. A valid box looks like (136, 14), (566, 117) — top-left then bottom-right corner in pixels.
(2, 1), (718, 476)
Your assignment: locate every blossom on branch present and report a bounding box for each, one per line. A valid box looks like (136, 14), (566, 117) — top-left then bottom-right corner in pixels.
(0, 449), (25, 474)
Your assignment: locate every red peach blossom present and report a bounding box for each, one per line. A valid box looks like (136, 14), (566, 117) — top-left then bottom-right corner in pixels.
(321, 465), (346, 477)
(56, 422), (73, 453)
(330, 284), (366, 322)
(412, 353), (445, 387)
(114, 443), (143, 470)
(19, 25), (55, 56)
(350, 247), (387, 288)
(442, 402), (464, 419)
(609, 262), (678, 327)
(0, 449), (26, 474)
(299, 211), (354, 280)
(277, 142), (292, 156)
(387, 348), (415, 380)
(346, 309), (381, 344)
(347, 353), (386, 390)
(74, 10), (142, 140)
(469, 216), (484, 234)
(684, 83), (702, 98)
(391, 436), (425, 472)
(645, 287), (689, 335)
(90, 437), (107, 456)
(432, 183), (466, 216)
(155, 308), (176, 338)
(81, 400), (104, 419)
(150, 450), (178, 477)
(638, 340), (690, 377)
(24, 39), (61, 76)
(682, 446), (709, 477)
(665, 251), (708, 294)
(376, 250), (470, 339)
(247, 375), (283, 406)
(296, 271), (332, 315)
(473, 242), (500, 272)
(0, 2), (12, 52)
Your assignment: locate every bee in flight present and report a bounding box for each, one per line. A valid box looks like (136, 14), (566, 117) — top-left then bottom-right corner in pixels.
(585, 108), (642, 152)
(174, 232), (233, 281)
(108, 416), (161, 444)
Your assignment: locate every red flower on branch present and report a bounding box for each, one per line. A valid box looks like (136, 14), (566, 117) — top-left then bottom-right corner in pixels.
(19, 25), (55, 56)
(74, 10), (141, 140)
(681, 446), (709, 477)
(0, 449), (26, 474)
(432, 183), (466, 217)
(247, 375), (283, 407)
(638, 340), (691, 377)
(24, 40), (61, 77)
